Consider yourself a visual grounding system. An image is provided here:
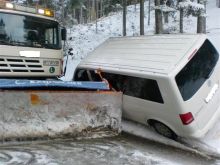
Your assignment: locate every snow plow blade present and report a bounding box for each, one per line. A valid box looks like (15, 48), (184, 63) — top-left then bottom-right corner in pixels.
(0, 79), (122, 141)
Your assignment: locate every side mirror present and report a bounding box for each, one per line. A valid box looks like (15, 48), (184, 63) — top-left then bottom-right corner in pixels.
(61, 28), (67, 41)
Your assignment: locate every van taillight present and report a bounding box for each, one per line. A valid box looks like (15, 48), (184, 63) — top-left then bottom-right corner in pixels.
(179, 112), (194, 125)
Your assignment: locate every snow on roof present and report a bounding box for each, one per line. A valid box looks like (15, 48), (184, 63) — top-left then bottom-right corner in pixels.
(79, 34), (207, 75)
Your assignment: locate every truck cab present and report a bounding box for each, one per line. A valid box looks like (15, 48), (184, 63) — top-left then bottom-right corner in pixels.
(0, 1), (66, 78)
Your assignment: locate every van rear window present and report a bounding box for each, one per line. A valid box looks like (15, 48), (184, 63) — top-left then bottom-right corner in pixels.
(175, 40), (219, 101)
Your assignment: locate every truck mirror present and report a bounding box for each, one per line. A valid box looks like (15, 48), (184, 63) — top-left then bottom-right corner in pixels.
(61, 28), (66, 41)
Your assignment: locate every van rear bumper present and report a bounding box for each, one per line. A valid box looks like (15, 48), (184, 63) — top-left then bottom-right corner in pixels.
(186, 103), (220, 139)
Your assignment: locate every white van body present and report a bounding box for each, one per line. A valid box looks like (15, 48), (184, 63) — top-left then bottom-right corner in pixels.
(74, 34), (220, 139)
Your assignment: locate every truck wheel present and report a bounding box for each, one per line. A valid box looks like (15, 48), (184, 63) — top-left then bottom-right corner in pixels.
(150, 121), (177, 140)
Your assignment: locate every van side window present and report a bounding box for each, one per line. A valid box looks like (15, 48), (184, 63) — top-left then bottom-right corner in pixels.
(102, 72), (125, 91)
(123, 76), (164, 103)
(102, 72), (164, 104)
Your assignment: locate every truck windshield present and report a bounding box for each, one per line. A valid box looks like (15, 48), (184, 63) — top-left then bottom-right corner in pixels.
(0, 12), (61, 49)
(175, 40), (219, 101)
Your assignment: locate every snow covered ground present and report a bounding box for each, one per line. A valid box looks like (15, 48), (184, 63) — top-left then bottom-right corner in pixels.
(0, 135), (216, 165)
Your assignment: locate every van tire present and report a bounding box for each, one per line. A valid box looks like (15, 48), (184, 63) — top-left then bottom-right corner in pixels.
(149, 121), (177, 140)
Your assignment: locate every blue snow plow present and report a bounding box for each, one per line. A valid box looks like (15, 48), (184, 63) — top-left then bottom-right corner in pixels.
(0, 79), (109, 90)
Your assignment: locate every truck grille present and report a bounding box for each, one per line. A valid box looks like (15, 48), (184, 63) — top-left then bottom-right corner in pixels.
(0, 57), (44, 73)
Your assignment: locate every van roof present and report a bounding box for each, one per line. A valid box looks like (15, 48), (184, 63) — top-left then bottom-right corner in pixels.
(78, 34), (207, 75)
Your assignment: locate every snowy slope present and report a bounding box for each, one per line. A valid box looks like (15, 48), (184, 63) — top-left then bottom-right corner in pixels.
(62, 3), (161, 81)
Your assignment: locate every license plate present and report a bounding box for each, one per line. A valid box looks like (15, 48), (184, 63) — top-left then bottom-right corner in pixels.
(43, 60), (59, 66)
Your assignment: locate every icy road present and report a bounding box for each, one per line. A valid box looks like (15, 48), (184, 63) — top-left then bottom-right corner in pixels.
(0, 133), (218, 165)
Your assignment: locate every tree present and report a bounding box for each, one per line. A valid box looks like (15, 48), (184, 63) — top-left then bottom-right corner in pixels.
(178, 0), (205, 33)
(155, 0), (163, 34)
(217, 0), (220, 8)
(179, 0), (184, 33)
(140, 0), (144, 35)
(122, 0), (127, 36)
(197, 0), (206, 33)
(148, 0), (151, 25)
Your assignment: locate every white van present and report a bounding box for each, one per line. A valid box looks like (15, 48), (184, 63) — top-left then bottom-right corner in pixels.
(73, 34), (220, 140)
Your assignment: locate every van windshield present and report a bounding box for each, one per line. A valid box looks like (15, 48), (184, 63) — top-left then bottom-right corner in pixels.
(0, 12), (61, 49)
(175, 40), (219, 101)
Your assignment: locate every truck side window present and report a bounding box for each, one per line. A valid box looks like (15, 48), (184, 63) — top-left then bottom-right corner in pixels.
(74, 69), (89, 81)
(74, 69), (102, 81)
(102, 72), (163, 104)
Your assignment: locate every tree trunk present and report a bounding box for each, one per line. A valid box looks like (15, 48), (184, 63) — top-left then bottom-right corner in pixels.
(164, 13), (169, 23)
(95, 0), (98, 33)
(217, 0), (220, 8)
(91, 0), (96, 21)
(148, 0), (151, 25)
(140, 0), (145, 35)
(79, 7), (83, 24)
(61, 0), (65, 26)
(155, 0), (163, 34)
(100, 0), (103, 17)
(123, 0), (127, 36)
(197, 0), (206, 33)
(180, 8), (183, 33)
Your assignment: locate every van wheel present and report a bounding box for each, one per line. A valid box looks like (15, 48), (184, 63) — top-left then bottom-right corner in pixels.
(150, 121), (177, 140)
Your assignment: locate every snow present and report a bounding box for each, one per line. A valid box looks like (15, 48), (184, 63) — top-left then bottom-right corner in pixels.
(179, 0), (205, 10)
(61, 3), (156, 81)
(122, 120), (210, 158)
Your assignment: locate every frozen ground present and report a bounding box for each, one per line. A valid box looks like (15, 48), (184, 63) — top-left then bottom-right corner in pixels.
(0, 134), (217, 165)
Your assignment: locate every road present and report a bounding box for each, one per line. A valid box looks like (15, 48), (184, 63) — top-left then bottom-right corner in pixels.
(0, 133), (218, 165)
